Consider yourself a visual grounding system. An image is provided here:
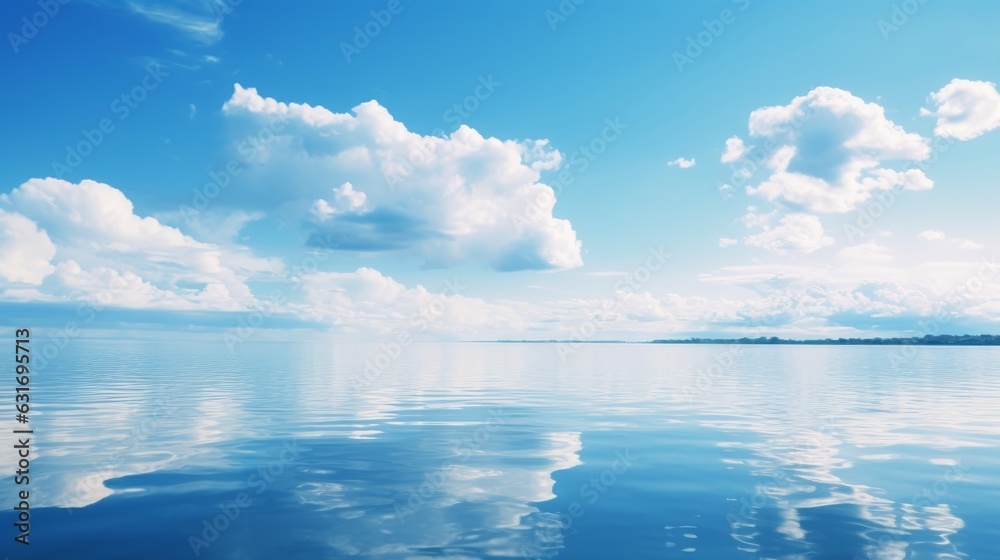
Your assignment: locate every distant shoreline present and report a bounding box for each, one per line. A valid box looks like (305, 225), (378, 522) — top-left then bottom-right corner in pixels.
(491, 335), (1000, 346)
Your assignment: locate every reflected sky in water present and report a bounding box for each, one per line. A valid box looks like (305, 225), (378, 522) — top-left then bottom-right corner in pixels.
(1, 340), (999, 559)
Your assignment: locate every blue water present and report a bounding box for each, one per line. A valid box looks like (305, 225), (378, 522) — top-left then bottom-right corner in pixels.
(2, 340), (999, 559)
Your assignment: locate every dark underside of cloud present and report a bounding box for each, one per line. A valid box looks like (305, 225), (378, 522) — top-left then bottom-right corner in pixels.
(306, 209), (445, 252)
(305, 209), (564, 272)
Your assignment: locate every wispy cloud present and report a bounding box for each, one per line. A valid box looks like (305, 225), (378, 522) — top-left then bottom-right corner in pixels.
(130, 1), (223, 43)
(88, 0), (227, 44)
(918, 230), (984, 250)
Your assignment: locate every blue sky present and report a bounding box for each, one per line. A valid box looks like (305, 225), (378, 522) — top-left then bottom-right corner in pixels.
(2, 0), (999, 340)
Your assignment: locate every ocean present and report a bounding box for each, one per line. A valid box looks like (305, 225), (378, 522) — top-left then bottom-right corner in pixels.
(2, 339), (998, 559)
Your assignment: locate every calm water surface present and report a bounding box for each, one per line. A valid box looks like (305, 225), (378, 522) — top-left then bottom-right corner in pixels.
(2, 340), (998, 559)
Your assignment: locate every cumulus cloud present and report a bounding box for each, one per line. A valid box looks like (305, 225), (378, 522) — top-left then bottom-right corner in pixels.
(258, 267), (737, 339)
(0, 173), (993, 337)
(667, 157), (696, 168)
(538, 250), (1000, 335)
(921, 79), (1000, 140)
(743, 87), (932, 213)
(696, 252), (1000, 333)
(0, 209), (57, 284)
(311, 182), (369, 220)
(742, 210), (834, 255)
(0, 178), (281, 310)
(561, 283), (926, 336)
(293, 267), (527, 337)
(718, 237), (738, 248)
(720, 136), (747, 163)
(918, 230), (947, 241)
(221, 84), (583, 271)
(54, 260), (239, 310)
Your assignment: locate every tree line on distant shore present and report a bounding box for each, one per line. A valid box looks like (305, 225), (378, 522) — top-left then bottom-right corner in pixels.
(494, 334), (1000, 345)
(649, 334), (1000, 346)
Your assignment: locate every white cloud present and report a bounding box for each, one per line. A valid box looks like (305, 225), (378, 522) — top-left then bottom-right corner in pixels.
(957, 240), (984, 250)
(918, 230), (984, 250)
(739, 206), (775, 229)
(311, 182), (369, 220)
(695, 254), (1000, 331)
(0, 175), (995, 336)
(838, 240), (894, 264)
(222, 84), (583, 272)
(0, 178), (281, 311)
(0, 209), (57, 284)
(718, 237), (738, 248)
(293, 268), (526, 337)
(55, 260), (240, 311)
(921, 79), (1000, 140)
(720, 135), (747, 163)
(534, 250), (1000, 334)
(744, 87), (931, 213)
(157, 209), (264, 243)
(121, 0), (225, 44)
(743, 211), (834, 255)
(667, 157), (696, 168)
